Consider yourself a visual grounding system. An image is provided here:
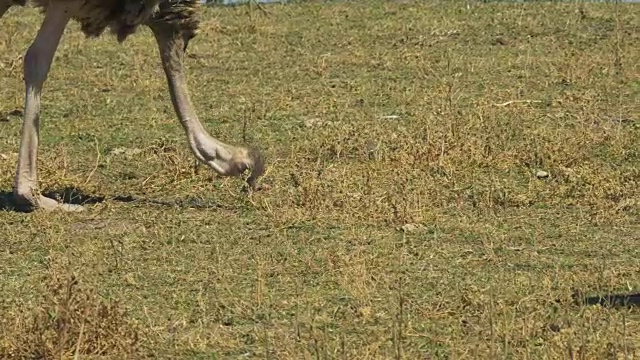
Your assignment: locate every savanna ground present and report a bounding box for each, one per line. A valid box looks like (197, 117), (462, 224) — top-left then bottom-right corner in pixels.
(0, 1), (639, 358)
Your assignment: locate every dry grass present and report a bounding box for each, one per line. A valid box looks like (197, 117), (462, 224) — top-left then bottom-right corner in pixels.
(0, 1), (639, 358)
(0, 259), (140, 359)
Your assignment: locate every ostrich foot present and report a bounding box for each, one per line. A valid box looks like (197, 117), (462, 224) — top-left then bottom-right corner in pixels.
(14, 192), (85, 212)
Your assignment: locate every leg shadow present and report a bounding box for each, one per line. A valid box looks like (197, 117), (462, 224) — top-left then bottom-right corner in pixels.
(0, 187), (224, 212)
(0, 187), (107, 212)
(573, 289), (640, 308)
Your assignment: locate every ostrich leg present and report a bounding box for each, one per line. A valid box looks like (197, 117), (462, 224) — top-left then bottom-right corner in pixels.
(149, 24), (265, 190)
(14, 2), (82, 211)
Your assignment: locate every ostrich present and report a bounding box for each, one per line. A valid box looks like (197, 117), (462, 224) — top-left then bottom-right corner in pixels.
(0, 0), (265, 211)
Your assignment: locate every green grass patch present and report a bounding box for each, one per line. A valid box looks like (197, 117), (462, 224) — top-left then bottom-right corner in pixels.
(1, 1), (638, 358)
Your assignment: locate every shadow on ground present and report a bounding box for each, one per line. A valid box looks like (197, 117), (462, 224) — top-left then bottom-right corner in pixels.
(0, 187), (108, 212)
(0, 187), (224, 212)
(573, 290), (640, 308)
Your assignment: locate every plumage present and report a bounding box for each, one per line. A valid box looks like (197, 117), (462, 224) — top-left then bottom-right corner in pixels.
(2, 0), (199, 42)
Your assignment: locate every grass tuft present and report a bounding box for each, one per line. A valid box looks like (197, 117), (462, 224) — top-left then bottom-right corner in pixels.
(0, 256), (141, 359)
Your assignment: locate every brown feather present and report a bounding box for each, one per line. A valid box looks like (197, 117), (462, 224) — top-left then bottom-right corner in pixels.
(1, 0), (200, 42)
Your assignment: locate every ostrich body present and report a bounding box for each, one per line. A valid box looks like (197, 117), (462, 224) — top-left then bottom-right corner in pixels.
(0, 0), (264, 211)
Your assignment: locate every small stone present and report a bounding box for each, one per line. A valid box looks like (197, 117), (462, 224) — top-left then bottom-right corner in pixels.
(536, 170), (550, 179)
(110, 147), (142, 157)
(124, 273), (137, 286)
(358, 306), (372, 318)
(493, 36), (509, 46)
(303, 117), (324, 128)
(400, 223), (425, 233)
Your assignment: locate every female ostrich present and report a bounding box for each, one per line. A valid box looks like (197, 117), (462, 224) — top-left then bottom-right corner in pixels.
(0, 0), (264, 211)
